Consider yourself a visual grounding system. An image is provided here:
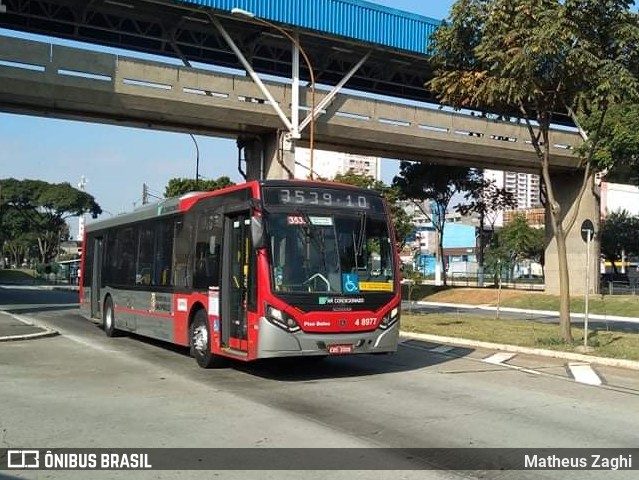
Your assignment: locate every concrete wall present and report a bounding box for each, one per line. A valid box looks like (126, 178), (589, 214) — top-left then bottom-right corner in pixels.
(544, 173), (600, 295)
(601, 182), (639, 216)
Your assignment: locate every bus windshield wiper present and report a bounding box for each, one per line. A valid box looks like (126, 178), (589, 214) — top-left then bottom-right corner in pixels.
(356, 212), (367, 256)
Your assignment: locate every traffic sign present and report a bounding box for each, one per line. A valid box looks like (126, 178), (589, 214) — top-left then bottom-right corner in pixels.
(581, 219), (595, 243)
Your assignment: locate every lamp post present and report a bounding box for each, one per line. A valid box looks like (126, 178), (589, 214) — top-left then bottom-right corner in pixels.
(231, 8), (316, 179)
(189, 133), (200, 188)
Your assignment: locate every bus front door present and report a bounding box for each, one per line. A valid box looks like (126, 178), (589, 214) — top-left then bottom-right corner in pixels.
(221, 214), (252, 352)
(90, 237), (103, 319)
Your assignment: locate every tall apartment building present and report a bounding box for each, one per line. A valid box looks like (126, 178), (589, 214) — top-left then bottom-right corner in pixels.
(483, 169), (542, 226)
(294, 148), (381, 180)
(484, 170), (542, 209)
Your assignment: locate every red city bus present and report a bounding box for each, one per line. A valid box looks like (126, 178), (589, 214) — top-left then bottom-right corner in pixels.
(80, 180), (400, 368)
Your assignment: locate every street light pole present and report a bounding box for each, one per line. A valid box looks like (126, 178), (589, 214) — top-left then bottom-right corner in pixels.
(231, 8), (316, 179)
(189, 134), (200, 188)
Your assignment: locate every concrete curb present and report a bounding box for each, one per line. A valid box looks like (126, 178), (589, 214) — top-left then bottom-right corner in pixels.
(0, 330), (59, 342)
(401, 331), (639, 371)
(0, 284), (78, 291)
(0, 311), (60, 343)
(411, 301), (639, 323)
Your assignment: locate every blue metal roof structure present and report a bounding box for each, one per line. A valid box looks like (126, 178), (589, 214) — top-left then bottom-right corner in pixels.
(175, 0), (441, 54)
(0, 0), (443, 105)
(0, 0), (572, 125)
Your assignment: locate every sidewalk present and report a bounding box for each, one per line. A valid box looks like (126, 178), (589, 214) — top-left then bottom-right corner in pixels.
(0, 280), (79, 292)
(402, 300), (639, 370)
(0, 310), (59, 342)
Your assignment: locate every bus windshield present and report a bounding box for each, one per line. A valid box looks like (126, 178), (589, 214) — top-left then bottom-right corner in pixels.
(266, 212), (394, 294)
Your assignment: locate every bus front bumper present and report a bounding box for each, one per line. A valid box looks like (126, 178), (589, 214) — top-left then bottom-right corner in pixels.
(256, 317), (400, 359)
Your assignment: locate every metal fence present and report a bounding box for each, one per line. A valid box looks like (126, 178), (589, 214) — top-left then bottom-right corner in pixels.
(600, 280), (639, 296)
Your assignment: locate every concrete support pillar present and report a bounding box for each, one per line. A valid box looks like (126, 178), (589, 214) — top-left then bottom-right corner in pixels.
(544, 172), (600, 295)
(238, 131), (296, 181)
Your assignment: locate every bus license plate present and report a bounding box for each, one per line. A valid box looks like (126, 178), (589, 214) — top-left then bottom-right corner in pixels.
(328, 344), (353, 355)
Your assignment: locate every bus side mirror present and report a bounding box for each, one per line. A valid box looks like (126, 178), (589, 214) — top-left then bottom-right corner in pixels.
(251, 217), (265, 249)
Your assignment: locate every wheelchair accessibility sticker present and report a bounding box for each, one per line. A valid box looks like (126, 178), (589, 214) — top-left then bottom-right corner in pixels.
(342, 273), (360, 294)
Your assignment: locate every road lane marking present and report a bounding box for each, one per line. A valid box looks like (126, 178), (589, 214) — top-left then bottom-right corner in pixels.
(568, 363), (602, 386)
(483, 352), (516, 365)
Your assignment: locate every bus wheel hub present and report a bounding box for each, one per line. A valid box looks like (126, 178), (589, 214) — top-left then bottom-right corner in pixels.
(193, 325), (208, 352)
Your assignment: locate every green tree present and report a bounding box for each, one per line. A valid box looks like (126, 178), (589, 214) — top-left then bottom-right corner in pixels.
(1, 206), (39, 267)
(456, 170), (517, 285)
(585, 102), (639, 185)
(332, 170), (413, 250)
(499, 214), (545, 274)
(428, 0), (639, 341)
(600, 210), (639, 273)
(393, 162), (471, 286)
(164, 176), (235, 198)
(0, 179), (101, 263)
(485, 215), (545, 282)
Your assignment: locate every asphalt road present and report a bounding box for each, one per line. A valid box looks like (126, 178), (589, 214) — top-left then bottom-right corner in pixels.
(2, 286), (639, 479)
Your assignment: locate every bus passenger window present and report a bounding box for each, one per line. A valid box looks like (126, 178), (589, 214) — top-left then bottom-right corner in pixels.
(154, 219), (174, 287)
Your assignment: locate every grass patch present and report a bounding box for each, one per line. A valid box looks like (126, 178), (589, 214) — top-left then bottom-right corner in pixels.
(401, 284), (449, 301)
(501, 294), (639, 317)
(0, 269), (38, 284)
(402, 312), (639, 361)
(403, 286), (639, 318)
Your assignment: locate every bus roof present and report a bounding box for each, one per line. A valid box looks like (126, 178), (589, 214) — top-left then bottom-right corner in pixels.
(85, 179), (384, 234)
(85, 196), (182, 233)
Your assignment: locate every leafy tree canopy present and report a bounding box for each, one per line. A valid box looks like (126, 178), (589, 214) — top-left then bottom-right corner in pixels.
(393, 162), (472, 286)
(499, 214), (545, 265)
(0, 178), (101, 218)
(0, 178), (101, 263)
(428, 0), (639, 341)
(456, 170), (517, 229)
(584, 102), (639, 185)
(164, 177), (235, 198)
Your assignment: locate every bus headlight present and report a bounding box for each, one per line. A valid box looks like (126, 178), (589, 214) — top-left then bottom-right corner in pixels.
(265, 304), (301, 333)
(379, 306), (399, 330)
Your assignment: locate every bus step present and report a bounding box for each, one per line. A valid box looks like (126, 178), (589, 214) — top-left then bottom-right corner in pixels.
(221, 347), (248, 358)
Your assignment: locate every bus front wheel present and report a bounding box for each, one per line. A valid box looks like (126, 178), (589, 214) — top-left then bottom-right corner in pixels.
(103, 296), (119, 337)
(190, 310), (222, 369)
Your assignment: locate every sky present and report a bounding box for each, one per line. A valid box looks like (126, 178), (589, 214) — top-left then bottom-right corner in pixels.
(0, 0), (457, 236)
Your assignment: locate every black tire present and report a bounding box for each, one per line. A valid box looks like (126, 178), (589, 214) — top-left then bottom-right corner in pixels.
(190, 310), (223, 369)
(103, 296), (119, 337)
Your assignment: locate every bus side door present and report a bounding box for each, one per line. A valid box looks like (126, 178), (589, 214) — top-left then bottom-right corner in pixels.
(91, 237), (103, 319)
(221, 213), (254, 352)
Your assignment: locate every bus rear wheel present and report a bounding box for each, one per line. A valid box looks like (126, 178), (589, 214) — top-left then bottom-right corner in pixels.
(103, 296), (119, 337)
(190, 310), (223, 369)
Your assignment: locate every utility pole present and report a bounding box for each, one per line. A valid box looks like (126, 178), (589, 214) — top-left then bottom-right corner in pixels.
(77, 176), (87, 243)
(142, 183), (149, 205)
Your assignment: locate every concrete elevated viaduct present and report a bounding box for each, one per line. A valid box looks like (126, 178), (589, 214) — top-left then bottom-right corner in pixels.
(0, 35), (595, 294)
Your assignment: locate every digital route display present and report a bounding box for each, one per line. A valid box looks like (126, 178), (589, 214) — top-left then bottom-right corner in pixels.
(262, 186), (385, 213)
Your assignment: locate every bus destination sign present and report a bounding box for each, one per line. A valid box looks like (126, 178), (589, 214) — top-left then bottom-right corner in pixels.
(262, 186), (385, 213)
